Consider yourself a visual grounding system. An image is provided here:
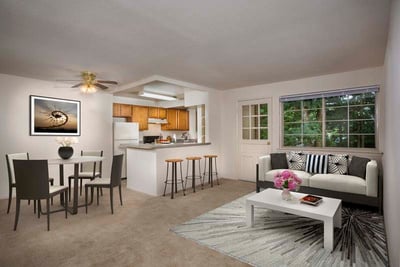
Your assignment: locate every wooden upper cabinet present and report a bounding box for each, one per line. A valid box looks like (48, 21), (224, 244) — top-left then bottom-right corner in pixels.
(161, 109), (189, 131)
(131, 105), (149, 131)
(113, 103), (132, 117)
(148, 107), (167, 119)
(177, 110), (189, 131)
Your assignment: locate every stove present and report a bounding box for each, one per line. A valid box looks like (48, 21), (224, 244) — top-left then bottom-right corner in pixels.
(143, 135), (160, 144)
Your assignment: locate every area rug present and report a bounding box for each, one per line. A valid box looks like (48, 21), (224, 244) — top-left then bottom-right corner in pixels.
(171, 193), (388, 267)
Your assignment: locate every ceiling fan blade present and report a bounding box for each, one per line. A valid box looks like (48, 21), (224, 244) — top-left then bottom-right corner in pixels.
(94, 83), (108, 90)
(71, 83), (84, 88)
(97, 80), (118, 85)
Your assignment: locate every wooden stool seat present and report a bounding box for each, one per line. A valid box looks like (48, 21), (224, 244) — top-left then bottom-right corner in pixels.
(165, 159), (183, 163)
(186, 156), (202, 161)
(204, 155), (218, 158)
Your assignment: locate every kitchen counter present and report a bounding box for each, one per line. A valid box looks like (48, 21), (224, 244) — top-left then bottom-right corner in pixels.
(125, 142), (216, 196)
(120, 142), (211, 150)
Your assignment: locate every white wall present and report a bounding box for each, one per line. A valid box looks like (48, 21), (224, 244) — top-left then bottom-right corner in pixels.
(0, 73), (113, 199)
(219, 67), (384, 179)
(383, 1), (400, 266)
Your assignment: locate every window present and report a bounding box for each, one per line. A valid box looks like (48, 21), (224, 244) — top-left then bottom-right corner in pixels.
(281, 86), (378, 148)
(242, 103), (268, 140)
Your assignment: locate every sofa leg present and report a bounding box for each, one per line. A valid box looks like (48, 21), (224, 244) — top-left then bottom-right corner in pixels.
(256, 186), (260, 193)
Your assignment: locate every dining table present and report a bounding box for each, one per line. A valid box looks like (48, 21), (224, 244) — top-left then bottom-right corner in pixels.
(48, 156), (104, 214)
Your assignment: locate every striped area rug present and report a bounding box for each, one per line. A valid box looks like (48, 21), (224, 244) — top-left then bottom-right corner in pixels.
(171, 193), (388, 267)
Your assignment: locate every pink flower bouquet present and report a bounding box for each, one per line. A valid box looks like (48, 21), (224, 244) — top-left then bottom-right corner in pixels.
(273, 170), (302, 191)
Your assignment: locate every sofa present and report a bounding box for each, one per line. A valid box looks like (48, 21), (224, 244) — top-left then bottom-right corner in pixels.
(256, 152), (382, 212)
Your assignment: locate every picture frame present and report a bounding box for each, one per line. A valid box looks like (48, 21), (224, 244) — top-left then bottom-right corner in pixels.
(30, 95), (81, 136)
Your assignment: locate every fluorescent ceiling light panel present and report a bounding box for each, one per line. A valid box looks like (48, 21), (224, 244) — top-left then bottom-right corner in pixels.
(138, 91), (176, 101)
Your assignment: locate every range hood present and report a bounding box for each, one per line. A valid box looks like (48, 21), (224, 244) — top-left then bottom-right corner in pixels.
(148, 118), (168, 124)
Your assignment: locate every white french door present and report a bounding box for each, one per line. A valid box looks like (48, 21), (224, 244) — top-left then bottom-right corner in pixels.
(238, 98), (272, 181)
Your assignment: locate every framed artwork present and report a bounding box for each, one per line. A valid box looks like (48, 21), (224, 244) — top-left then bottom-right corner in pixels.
(30, 95), (81, 136)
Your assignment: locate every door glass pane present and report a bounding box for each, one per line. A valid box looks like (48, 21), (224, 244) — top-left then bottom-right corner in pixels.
(251, 116), (259, 127)
(242, 129), (249, 140)
(242, 117), (249, 128)
(251, 128), (259, 139)
(260, 128), (268, 140)
(251, 105), (258, 116)
(260, 104), (268, 115)
(242, 105), (249, 116)
(260, 116), (268, 127)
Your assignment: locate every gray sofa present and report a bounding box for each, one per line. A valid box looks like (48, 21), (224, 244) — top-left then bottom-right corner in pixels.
(256, 154), (382, 212)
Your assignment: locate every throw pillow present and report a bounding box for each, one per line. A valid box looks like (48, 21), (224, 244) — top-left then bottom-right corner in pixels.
(348, 156), (370, 179)
(328, 154), (349, 174)
(287, 151), (306, 171)
(270, 153), (289, 169)
(305, 154), (328, 174)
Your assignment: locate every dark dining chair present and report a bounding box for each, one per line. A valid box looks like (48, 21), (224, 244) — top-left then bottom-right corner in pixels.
(85, 154), (123, 214)
(6, 153), (54, 214)
(68, 150), (103, 199)
(13, 160), (68, 231)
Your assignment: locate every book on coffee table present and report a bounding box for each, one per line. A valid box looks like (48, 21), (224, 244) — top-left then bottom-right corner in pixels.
(300, 195), (323, 206)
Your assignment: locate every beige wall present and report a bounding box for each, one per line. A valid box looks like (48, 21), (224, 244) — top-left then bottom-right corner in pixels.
(383, 0), (400, 266)
(219, 67), (384, 179)
(0, 73), (113, 199)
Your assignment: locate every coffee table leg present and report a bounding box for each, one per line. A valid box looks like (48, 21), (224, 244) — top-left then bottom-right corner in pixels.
(324, 218), (334, 251)
(334, 203), (342, 228)
(246, 202), (254, 227)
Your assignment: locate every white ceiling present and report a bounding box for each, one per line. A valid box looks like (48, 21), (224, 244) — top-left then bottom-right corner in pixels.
(0, 0), (390, 90)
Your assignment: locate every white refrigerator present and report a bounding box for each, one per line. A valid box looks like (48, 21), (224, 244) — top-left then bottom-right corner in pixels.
(113, 122), (139, 179)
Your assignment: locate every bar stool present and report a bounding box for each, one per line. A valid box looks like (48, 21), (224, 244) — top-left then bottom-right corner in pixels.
(185, 157), (204, 192)
(203, 155), (220, 187)
(163, 159), (185, 199)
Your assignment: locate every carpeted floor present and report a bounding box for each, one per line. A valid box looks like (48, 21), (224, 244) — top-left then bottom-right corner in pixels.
(0, 179), (255, 267)
(171, 193), (388, 267)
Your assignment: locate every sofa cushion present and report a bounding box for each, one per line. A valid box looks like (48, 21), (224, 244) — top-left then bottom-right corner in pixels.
(287, 151), (306, 171)
(348, 156), (370, 179)
(328, 154), (349, 174)
(309, 174), (366, 195)
(264, 169), (312, 187)
(305, 154), (328, 174)
(270, 153), (288, 169)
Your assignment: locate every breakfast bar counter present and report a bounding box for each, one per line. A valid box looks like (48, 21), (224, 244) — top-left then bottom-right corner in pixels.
(124, 142), (216, 196)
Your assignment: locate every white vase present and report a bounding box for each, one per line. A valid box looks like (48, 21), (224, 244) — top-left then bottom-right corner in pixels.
(281, 188), (292, 201)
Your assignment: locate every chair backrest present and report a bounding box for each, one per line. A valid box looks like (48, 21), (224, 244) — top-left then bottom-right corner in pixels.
(6, 153), (29, 185)
(80, 150), (103, 175)
(110, 154), (123, 187)
(13, 160), (50, 200)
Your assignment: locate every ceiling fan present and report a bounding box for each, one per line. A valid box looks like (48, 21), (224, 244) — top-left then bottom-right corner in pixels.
(69, 71), (118, 93)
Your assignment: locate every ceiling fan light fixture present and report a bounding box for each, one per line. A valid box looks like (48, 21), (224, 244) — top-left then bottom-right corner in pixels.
(138, 91), (176, 101)
(80, 83), (97, 94)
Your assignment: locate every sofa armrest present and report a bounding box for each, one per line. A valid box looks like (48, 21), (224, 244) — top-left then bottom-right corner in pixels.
(258, 155), (271, 181)
(366, 160), (378, 197)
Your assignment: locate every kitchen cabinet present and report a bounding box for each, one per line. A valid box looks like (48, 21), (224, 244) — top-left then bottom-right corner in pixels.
(162, 109), (189, 131)
(131, 105), (149, 131)
(148, 107), (167, 119)
(113, 103), (132, 117)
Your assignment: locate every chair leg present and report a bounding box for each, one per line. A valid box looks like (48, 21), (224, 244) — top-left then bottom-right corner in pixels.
(97, 187), (99, 206)
(28, 199), (31, 205)
(34, 199), (36, 214)
(14, 198), (21, 231)
(64, 191), (68, 219)
(68, 178), (71, 202)
(46, 198), (50, 231)
(7, 186), (12, 214)
(91, 187), (94, 205)
(119, 185), (123, 206)
(85, 186), (88, 214)
(38, 200), (41, 219)
(80, 179), (83, 196)
(110, 187), (114, 214)
(50, 180), (54, 205)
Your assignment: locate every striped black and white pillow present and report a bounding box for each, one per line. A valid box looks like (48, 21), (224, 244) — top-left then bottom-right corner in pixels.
(305, 154), (328, 174)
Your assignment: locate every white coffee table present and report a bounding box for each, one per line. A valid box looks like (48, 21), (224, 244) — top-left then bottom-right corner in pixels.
(246, 188), (342, 251)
